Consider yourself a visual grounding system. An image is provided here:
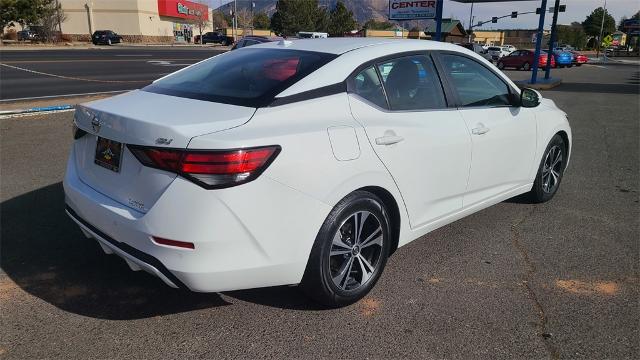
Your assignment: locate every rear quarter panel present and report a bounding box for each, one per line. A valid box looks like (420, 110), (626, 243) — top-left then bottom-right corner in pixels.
(188, 93), (413, 250)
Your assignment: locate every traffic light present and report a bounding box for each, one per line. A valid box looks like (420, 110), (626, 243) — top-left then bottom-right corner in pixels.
(491, 17), (498, 23)
(511, 12), (518, 18)
(549, 5), (567, 13)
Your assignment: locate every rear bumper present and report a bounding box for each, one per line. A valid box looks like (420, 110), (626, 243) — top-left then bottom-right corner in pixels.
(66, 206), (184, 288)
(63, 148), (331, 292)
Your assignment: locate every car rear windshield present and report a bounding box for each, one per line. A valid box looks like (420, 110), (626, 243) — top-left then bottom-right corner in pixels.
(143, 48), (337, 107)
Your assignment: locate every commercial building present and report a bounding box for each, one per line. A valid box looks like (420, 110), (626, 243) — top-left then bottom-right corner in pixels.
(472, 29), (551, 49)
(59, 0), (214, 43)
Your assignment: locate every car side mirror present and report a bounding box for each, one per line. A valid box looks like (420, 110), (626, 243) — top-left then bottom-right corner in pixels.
(520, 88), (541, 108)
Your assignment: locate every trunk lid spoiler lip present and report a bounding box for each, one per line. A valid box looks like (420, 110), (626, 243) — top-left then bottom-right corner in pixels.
(74, 90), (258, 149)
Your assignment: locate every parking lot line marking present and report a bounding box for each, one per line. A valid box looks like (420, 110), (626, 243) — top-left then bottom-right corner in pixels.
(0, 63), (151, 83)
(0, 90), (131, 103)
(2, 58), (204, 64)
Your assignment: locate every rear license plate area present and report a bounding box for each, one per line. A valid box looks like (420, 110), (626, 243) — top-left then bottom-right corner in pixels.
(94, 137), (123, 172)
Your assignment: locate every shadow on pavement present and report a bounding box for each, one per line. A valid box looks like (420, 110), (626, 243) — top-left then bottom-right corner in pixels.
(549, 82), (640, 94)
(0, 183), (324, 319)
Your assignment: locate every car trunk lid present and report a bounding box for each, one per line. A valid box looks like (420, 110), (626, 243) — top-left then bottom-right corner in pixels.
(73, 90), (256, 213)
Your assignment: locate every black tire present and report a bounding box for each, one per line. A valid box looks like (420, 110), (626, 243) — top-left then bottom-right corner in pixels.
(300, 191), (392, 307)
(528, 134), (567, 203)
(497, 61), (505, 70)
(522, 62), (531, 71)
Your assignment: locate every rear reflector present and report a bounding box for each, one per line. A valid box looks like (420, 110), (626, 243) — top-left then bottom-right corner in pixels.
(128, 145), (280, 189)
(152, 237), (195, 249)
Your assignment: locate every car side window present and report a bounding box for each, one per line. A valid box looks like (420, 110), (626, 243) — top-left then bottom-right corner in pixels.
(376, 55), (446, 111)
(352, 66), (388, 109)
(440, 54), (512, 108)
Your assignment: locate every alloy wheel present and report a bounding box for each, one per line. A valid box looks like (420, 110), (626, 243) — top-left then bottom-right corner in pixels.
(542, 145), (563, 193)
(329, 211), (384, 291)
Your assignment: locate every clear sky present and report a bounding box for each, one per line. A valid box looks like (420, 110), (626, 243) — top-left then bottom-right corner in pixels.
(445, 0), (638, 29)
(206, 0), (639, 30)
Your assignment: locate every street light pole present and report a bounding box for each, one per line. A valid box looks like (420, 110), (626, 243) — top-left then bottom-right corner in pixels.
(468, 1), (474, 43)
(530, 0), (548, 85)
(596, 0), (607, 59)
(544, 0), (561, 80)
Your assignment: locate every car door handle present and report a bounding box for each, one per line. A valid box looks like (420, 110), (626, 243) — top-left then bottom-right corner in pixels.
(471, 124), (490, 135)
(375, 135), (404, 146)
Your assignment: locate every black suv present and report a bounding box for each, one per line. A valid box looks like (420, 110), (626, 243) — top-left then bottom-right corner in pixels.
(92, 30), (122, 45)
(194, 31), (231, 45)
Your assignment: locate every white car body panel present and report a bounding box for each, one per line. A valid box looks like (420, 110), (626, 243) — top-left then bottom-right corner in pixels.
(459, 106), (537, 206)
(64, 38), (572, 292)
(348, 95), (472, 228)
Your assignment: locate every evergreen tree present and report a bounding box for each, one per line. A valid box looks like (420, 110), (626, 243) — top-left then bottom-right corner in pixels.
(253, 12), (270, 29)
(582, 7), (616, 37)
(271, 0), (326, 36)
(328, 1), (357, 37)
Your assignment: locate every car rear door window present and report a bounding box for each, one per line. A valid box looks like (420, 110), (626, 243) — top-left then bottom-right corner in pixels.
(440, 54), (512, 108)
(352, 66), (388, 109)
(376, 55), (446, 111)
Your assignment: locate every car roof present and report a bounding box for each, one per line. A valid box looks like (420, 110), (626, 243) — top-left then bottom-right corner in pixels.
(259, 38), (519, 98)
(253, 38), (461, 55)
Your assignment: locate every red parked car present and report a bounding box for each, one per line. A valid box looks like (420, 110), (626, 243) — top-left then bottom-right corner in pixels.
(570, 51), (588, 66)
(496, 49), (555, 71)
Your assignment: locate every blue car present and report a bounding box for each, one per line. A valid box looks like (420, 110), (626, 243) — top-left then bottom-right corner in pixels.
(552, 51), (573, 68)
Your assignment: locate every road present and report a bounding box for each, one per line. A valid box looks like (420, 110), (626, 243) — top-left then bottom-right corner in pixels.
(0, 47), (223, 101)
(1, 65), (638, 359)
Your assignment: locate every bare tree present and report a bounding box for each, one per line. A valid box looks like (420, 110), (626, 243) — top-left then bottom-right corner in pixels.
(236, 8), (253, 32)
(194, 1), (211, 45)
(39, 0), (67, 42)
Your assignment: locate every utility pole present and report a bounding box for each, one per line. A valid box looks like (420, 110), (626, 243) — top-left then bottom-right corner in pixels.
(596, 0), (607, 59)
(467, 1), (474, 43)
(435, 0), (443, 41)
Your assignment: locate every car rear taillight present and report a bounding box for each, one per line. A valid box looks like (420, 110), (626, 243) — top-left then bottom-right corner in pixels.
(128, 145), (280, 189)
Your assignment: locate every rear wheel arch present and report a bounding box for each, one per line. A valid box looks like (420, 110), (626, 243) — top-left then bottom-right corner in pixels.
(356, 186), (401, 255)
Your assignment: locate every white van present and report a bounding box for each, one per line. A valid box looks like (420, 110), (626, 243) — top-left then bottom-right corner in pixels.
(297, 32), (328, 39)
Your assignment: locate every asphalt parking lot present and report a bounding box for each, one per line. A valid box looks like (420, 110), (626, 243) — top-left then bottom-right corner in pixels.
(1, 64), (638, 359)
(0, 47), (222, 100)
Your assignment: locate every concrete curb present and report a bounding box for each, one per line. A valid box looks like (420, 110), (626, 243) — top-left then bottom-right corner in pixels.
(0, 104), (74, 115)
(587, 61), (640, 66)
(514, 78), (562, 90)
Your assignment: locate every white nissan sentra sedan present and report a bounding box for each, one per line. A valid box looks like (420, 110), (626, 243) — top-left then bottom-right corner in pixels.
(64, 38), (571, 307)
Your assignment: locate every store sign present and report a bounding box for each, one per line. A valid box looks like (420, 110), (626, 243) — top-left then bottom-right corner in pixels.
(158, 0), (208, 20)
(389, 0), (439, 20)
